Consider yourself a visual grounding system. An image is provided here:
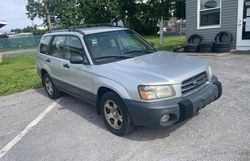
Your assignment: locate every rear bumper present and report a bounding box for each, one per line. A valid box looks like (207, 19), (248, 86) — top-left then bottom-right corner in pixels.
(123, 76), (222, 127)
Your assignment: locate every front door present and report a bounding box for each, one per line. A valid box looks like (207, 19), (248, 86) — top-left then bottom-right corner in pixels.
(237, 0), (250, 50)
(60, 35), (96, 103)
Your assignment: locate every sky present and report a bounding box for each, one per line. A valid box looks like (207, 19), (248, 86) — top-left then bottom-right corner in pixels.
(0, 0), (42, 32)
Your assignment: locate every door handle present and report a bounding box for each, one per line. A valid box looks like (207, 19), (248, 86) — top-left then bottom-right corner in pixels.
(63, 64), (70, 68)
(46, 59), (51, 63)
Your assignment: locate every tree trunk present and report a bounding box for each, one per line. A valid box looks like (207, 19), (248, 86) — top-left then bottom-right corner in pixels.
(43, 0), (52, 30)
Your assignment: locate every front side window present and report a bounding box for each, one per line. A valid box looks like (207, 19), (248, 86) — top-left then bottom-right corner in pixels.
(64, 36), (85, 60)
(40, 35), (52, 54)
(50, 36), (66, 59)
(198, 0), (221, 28)
(84, 30), (156, 64)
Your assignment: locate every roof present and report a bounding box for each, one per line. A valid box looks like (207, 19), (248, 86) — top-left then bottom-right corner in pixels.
(47, 26), (127, 35)
(79, 26), (126, 35)
(0, 20), (7, 28)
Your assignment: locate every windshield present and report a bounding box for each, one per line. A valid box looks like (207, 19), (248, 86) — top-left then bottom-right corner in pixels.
(84, 30), (156, 64)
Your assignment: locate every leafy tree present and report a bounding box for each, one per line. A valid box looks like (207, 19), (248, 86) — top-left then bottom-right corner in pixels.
(79, 0), (118, 24)
(173, 0), (186, 19)
(10, 28), (23, 33)
(26, 0), (119, 28)
(25, 0), (186, 34)
(23, 26), (35, 32)
(26, 0), (54, 30)
(118, 0), (137, 27)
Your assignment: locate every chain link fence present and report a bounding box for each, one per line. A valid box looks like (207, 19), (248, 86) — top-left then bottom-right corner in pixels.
(0, 35), (42, 52)
(157, 19), (186, 36)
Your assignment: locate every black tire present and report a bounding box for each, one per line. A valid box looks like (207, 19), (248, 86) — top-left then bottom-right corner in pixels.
(199, 47), (212, 53)
(214, 47), (230, 53)
(214, 42), (231, 49)
(42, 73), (62, 99)
(198, 42), (214, 52)
(188, 34), (203, 44)
(215, 31), (233, 43)
(184, 44), (199, 52)
(100, 91), (135, 135)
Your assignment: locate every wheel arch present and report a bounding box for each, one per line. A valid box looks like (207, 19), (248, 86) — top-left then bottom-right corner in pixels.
(95, 82), (131, 114)
(41, 69), (48, 77)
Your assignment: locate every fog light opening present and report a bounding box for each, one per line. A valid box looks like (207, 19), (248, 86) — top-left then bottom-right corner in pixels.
(160, 114), (170, 123)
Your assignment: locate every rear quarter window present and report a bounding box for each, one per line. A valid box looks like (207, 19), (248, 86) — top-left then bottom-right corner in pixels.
(40, 35), (52, 54)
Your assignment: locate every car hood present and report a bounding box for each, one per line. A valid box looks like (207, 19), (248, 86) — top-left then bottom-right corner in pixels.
(99, 51), (208, 85)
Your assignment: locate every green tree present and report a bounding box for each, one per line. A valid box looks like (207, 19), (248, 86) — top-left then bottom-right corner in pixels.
(26, 0), (119, 28)
(10, 28), (22, 33)
(23, 26), (35, 33)
(26, 0), (54, 30)
(79, 0), (118, 24)
(25, 0), (186, 35)
(173, 0), (186, 19)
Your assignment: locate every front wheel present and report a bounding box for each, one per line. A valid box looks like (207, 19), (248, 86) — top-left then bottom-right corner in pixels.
(42, 73), (62, 99)
(100, 91), (135, 135)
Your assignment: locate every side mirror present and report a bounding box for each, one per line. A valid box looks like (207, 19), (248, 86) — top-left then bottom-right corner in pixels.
(150, 42), (155, 47)
(70, 56), (84, 64)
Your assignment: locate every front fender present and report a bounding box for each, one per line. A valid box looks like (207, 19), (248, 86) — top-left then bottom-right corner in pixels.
(94, 77), (132, 100)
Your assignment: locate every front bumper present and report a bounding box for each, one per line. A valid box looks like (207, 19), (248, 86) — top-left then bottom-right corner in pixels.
(123, 77), (222, 127)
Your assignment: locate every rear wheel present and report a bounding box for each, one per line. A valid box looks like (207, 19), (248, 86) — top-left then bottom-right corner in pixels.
(42, 73), (62, 99)
(100, 91), (135, 135)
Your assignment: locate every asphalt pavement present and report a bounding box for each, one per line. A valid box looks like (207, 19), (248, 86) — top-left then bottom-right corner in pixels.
(0, 49), (36, 57)
(0, 54), (250, 161)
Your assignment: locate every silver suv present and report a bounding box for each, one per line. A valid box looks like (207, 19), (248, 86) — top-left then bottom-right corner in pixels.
(37, 26), (222, 135)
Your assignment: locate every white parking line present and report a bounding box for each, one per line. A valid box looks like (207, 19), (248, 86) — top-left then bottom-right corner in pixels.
(0, 98), (62, 159)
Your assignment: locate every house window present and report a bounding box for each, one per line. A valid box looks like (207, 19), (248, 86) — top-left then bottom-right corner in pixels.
(198, 0), (221, 29)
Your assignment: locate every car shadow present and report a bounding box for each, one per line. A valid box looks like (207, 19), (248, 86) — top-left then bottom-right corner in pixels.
(35, 88), (189, 141)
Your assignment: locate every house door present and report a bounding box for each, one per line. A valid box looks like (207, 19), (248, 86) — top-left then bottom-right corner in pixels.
(237, 0), (250, 50)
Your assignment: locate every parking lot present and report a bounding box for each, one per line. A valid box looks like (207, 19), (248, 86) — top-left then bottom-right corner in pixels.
(0, 53), (250, 161)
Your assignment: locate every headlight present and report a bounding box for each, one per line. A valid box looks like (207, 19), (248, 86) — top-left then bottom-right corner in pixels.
(208, 65), (213, 79)
(138, 85), (176, 100)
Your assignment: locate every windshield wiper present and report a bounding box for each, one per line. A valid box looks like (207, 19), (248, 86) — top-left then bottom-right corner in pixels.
(123, 50), (154, 55)
(93, 55), (133, 60)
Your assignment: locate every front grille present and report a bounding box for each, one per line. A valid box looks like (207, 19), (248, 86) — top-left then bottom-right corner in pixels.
(181, 72), (207, 96)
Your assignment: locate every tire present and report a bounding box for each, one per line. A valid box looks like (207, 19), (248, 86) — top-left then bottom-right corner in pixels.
(42, 73), (62, 99)
(214, 42), (231, 49)
(214, 47), (230, 53)
(215, 31), (233, 43)
(100, 91), (135, 135)
(188, 34), (203, 44)
(184, 44), (199, 52)
(198, 42), (214, 52)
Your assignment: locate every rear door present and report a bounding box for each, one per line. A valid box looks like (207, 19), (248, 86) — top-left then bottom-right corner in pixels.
(47, 35), (67, 81)
(37, 35), (53, 74)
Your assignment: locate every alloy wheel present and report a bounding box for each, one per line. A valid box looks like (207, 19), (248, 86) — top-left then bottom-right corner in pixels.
(104, 100), (123, 129)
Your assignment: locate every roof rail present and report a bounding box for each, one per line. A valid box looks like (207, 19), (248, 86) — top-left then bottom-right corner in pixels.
(47, 23), (122, 34)
(47, 27), (85, 35)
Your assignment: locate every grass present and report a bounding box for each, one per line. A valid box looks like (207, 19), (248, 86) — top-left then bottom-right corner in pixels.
(0, 35), (185, 96)
(0, 55), (41, 96)
(145, 35), (186, 51)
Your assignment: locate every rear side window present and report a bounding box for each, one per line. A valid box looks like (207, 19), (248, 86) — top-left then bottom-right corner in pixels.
(50, 36), (66, 59)
(40, 35), (52, 54)
(64, 36), (84, 60)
